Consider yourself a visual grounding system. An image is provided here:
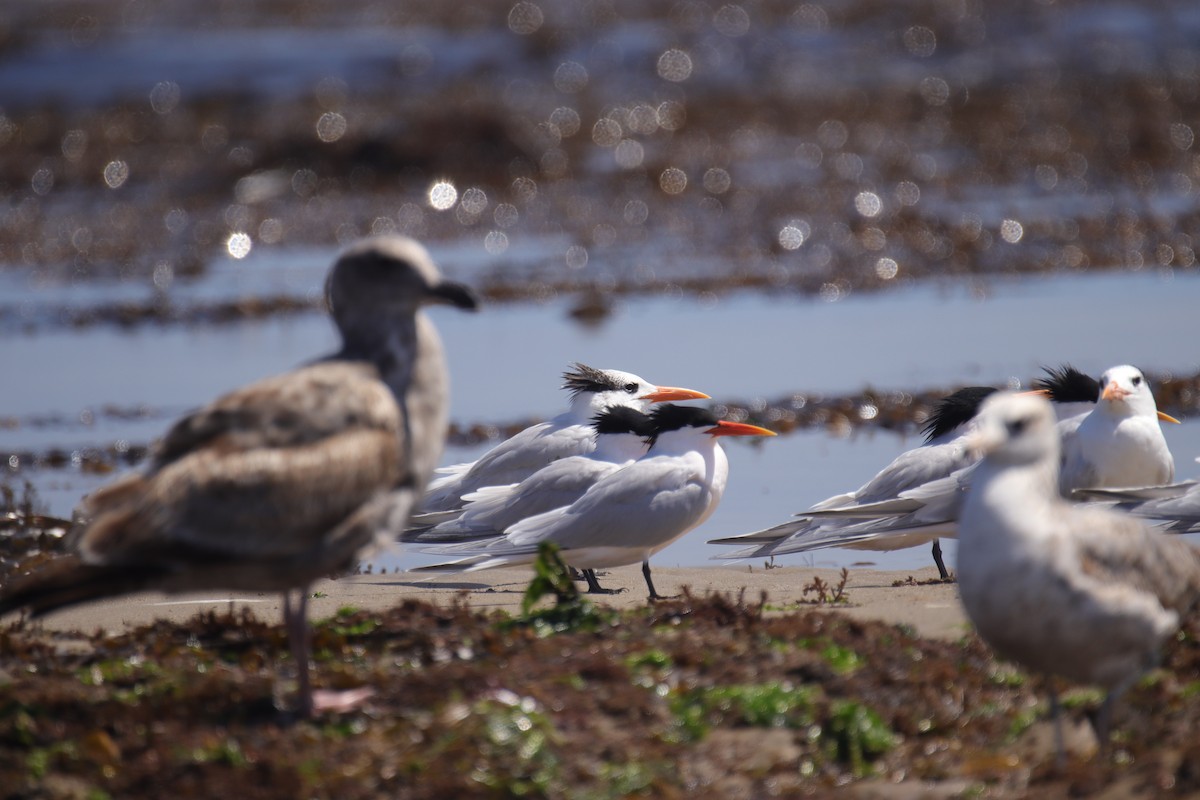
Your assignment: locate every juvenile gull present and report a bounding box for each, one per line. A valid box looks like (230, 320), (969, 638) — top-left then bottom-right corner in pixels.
(0, 235), (478, 716)
(417, 405), (775, 599)
(958, 392), (1200, 759)
(410, 363), (708, 516)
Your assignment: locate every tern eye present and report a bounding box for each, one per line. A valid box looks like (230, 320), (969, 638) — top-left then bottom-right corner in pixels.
(1131, 375), (1142, 387)
(624, 382), (639, 393)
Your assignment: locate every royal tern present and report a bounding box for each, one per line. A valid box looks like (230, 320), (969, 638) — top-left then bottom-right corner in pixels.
(708, 386), (998, 577)
(417, 405), (775, 599)
(710, 366), (1179, 572)
(0, 235), (479, 716)
(1075, 479), (1200, 533)
(958, 392), (1200, 759)
(411, 363), (708, 516)
(1057, 364), (1177, 495)
(406, 406), (655, 544)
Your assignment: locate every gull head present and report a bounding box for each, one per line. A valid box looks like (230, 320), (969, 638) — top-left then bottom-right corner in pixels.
(967, 392), (1059, 467)
(326, 235), (479, 331)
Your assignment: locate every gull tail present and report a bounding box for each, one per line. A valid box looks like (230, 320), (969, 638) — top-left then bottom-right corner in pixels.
(0, 555), (166, 618)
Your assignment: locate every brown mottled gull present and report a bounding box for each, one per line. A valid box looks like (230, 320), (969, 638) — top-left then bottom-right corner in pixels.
(0, 235), (478, 716)
(958, 391), (1200, 761)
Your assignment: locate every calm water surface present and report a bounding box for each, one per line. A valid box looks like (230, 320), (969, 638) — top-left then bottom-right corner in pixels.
(5, 250), (1198, 571)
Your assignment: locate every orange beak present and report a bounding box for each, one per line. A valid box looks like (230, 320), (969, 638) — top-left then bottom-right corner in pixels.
(1101, 382), (1130, 402)
(1018, 389), (1051, 399)
(640, 386), (711, 403)
(706, 420), (777, 437)
(1158, 410), (1182, 424)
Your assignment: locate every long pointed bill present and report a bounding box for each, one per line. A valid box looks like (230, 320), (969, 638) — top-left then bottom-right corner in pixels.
(641, 386), (711, 403)
(1018, 389), (1051, 398)
(1158, 410), (1182, 424)
(706, 420), (777, 437)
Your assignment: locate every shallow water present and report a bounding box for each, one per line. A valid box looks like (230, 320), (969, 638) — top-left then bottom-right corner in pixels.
(6, 252), (1200, 570)
(4, 263), (1198, 422)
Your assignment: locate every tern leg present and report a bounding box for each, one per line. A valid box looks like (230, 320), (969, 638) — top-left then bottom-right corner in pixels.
(643, 560), (676, 602)
(930, 540), (950, 580)
(582, 569), (622, 595)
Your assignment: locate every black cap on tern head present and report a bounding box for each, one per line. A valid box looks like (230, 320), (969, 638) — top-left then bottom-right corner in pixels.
(562, 363), (630, 397)
(922, 386), (998, 443)
(592, 406), (656, 438)
(647, 404), (720, 441)
(1034, 364), (1101, 404)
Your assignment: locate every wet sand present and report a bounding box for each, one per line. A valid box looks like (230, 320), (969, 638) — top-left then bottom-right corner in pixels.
(28, 564), (967, 641)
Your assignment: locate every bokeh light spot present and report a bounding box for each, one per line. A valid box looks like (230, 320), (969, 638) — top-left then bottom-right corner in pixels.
(507, 2), (544, 35)
(657, 101), (686, 131)
(485, 230), (510, 254)
(565, 245), (589, 269)
(854, 191), (882, 217)
(149, 81), (181, 115)
(714, 5), (750, 37)
(919, 77), (950, 106)
(703, 167), (731, 194)
(316, 112), (347, 143)
(903, 26), (937, 58)
(592, 118), (622, 147)
(103, 160), (129, 189)
(1170, 123), (1195, 151)
(875, 257), (899, 280)
(778, 223), (808, 250)
(461, 187), (489, 215)
(1000, 219), (1024, 243)
(554, 61), (589, 93)
(429, 181), (458, 211)
(659, 167), (688, 194)
(61, 129), (88, 161)
(31, 167), (54, 195)
(549, 107), (580, 137)
(226, 232), (252, 259)
(614, 139), (645, 169)
(657, 49), (693, 82)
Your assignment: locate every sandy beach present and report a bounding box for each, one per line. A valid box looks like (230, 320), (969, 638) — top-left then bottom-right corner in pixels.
(27, 564), (966, 640)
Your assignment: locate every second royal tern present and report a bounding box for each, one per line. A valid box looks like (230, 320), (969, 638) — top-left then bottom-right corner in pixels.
(1057, 364), (1177, 495)
(410, 363), (708, 517)
(0, 235), (479, 716)
(708, 386), (998, 577)
(405, 406), (655, 544)
(958, 392), (1200, 760)
(709, 365), (1180, 574)
(416, 404), (775, 599)
(1075, 477), (1200, 533)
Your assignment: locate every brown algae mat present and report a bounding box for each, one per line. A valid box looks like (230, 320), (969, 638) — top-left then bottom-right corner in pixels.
(2, 574), (1199, 798)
